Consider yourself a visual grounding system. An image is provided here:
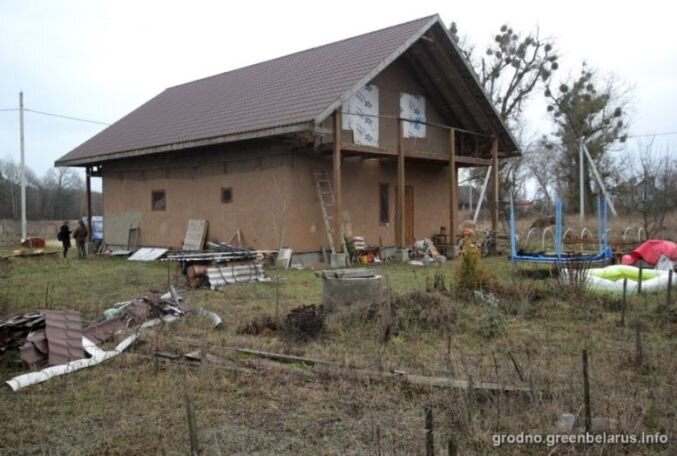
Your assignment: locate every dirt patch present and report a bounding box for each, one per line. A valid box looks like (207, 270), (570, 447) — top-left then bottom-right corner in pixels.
(283, 304), (326, 342)
(238, 314), (280, 336)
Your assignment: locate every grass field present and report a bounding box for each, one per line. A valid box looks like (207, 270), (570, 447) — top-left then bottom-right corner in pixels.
(0, 252), (674, 455)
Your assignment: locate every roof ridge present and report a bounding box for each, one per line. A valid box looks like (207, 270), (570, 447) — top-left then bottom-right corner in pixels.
(167, 14), (438, 90)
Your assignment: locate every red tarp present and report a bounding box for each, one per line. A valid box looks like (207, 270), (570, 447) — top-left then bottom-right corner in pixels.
(621, 240), (677, 266)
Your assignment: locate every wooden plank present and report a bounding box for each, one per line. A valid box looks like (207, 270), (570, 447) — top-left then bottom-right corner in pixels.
(182, 219), (208, 251)
(490, 137), (499, 232)
(333, 110), (342, 253)
(396, 118), (406, 248)
(449, 129), (457, 244)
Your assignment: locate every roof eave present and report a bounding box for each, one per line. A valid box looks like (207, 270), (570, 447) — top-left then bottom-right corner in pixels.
(55, 122), (314, 167)
(435, 20), (522, 156)
(313, 15), (440, 125)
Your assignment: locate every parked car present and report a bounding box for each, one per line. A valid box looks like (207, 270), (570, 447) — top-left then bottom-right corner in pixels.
(82, 215), (103, 248)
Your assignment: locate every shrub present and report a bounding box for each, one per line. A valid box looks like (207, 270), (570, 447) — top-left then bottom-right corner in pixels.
(474, 290), (506, 339)
(392, 289), (457, 330)
(455, 236), (493, 295)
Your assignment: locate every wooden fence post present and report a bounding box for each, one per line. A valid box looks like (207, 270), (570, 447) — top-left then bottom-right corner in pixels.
(635, 324), (643, 369)
(424, 406), (434, 456)
(185, 393), (199, 455)
(620, 278), (628, 327)
(667, 270), (673, 307)
(582, 350), (591, 433)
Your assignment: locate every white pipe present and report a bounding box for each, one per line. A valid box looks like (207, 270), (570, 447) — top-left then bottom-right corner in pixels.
(473, 166), (491, 224)
(525, 227), (538, 246)
(7, 315), (179, 391)
(542, 227), (554, 250)
(582, 142), (617, 216)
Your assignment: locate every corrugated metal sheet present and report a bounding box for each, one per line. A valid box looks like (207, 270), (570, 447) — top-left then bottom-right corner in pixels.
(45, 310), (84, 366)
(207, 264), (269, 288)
(55, 16), (437, 165)
(19, 330), (48, 366)
(128, 248), (169, 261)
(82, 318), (126, 344)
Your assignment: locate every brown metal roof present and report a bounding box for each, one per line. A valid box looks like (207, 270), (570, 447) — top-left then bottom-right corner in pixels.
(56, 15), (519, 166)
(45, 310), (84, 366)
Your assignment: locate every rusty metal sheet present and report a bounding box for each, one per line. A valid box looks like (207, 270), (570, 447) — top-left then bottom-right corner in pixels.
(27, 330), (48, 354)
(45, 310), (84, 366)
(83, 318), (125, 344)
(123, 301), (149, 324)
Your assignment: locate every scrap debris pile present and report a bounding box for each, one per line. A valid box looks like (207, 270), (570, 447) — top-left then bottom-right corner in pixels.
(0, 289), (221, 391)
(0, 292), (185, 369)
(106, 219), (273, 289)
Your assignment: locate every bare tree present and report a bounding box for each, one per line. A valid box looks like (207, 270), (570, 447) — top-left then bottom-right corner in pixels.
(619, 141), (676, 237)
(450, 22), (559, 200)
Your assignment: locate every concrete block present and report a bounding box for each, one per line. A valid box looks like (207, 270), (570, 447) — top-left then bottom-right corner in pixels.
(330, 253), (347, 269)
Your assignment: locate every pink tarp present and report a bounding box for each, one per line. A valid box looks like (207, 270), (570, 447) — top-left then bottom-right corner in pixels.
(621, 240), (677, 266)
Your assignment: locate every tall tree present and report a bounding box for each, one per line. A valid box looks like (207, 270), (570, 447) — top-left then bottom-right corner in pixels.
(545, 63), (629, 213)
(450, 22), (559, 200)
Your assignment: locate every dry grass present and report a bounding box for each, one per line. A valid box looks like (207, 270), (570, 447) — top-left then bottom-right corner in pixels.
(0, 254), (674, 454)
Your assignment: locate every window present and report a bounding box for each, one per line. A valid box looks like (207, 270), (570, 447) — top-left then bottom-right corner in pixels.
(221, 187), (233, 204)
(151, 190), (166, 211)
(379, 183), (389, 224)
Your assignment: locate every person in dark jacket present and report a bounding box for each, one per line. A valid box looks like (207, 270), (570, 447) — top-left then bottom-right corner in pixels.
(73, 220), (89, 259)
(57, 222), (71, 258)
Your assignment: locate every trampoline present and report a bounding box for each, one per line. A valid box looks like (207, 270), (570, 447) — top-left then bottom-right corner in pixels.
(507, 197), (613, 265)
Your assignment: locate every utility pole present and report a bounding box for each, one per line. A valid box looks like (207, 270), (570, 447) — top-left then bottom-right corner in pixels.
(19, 91), (26, 241)
(579, 137), (584, 223)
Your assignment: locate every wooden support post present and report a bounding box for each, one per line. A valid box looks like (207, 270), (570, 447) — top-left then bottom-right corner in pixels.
(86, 166), (92, 242)
(582, 349), (591, 433)
(396, 118), (405, 248)
(333, 110), (342, 253)
(490, 137), (499, 232)
(448, 129), (458, 247)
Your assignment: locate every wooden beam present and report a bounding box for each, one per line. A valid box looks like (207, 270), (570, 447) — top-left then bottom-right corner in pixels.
(448, 129), (458, 246)
(333, 110), (342, 253)
(86, 166), (92, 242)
(490, 137), (499, 232)
(454, 156), (492, 166)
(396, 118), (405, 248)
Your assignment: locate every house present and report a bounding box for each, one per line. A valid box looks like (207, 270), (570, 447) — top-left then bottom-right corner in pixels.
(56, 15), (520, 258)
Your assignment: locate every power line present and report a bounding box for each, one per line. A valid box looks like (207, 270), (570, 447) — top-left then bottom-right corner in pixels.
(23, 108), (110, 126)
(625, 130), (677, 139)
(0, 108), (19, 112)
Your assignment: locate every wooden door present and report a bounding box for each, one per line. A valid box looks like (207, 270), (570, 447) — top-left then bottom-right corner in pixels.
(404, 186), (414, 245)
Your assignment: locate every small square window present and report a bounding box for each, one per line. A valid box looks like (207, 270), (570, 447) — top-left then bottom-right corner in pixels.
(151, 190), (166, 211)
(221, 187), (233, 204)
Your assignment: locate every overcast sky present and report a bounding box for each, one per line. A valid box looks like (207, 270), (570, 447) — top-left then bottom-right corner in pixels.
(1, 0), (675, 192)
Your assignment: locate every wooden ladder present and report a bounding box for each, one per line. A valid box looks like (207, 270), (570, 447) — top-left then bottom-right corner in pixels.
(311, 170), (347, 255)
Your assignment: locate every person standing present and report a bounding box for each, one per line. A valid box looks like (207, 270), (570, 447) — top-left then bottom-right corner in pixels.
(57, 221), (72, 258)
(73, 220), (89, 259)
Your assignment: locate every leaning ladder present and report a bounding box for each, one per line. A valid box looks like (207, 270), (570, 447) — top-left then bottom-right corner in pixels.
(311, 170), (347, 255)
